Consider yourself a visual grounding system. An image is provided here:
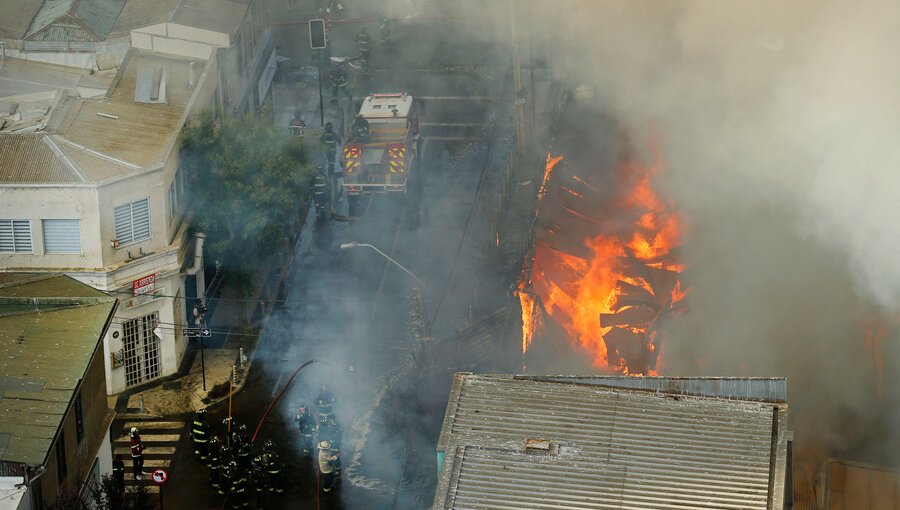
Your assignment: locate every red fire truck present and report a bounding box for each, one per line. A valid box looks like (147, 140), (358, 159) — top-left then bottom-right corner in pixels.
(341, 93), (419, 204)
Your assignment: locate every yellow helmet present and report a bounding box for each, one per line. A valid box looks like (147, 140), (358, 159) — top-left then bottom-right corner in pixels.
(319, 441), (330, 449)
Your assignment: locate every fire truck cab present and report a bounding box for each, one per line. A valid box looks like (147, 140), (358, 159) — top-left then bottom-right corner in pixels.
(342, 93), (419, 201)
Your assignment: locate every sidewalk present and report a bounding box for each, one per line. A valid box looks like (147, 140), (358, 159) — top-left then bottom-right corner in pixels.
(111, 347), (249, 419)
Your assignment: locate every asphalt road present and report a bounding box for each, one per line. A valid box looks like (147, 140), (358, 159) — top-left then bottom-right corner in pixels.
(163, 3), (515, 508)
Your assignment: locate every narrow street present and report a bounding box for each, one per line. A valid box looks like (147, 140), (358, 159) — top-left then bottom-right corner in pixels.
(161, 4), (516, 507)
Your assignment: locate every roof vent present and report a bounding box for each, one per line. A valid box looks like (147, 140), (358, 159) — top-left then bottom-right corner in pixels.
(525, 438), (556, 455)
(135, 66), (168, 104)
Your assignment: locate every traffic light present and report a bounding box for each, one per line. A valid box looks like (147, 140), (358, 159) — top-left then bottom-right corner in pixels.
(309, 19), (327, 49)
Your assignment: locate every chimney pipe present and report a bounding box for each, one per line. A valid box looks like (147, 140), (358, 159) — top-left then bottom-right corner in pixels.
(189, 61), (197, 88)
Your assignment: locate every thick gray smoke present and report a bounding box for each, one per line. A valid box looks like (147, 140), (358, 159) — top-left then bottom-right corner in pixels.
(533, 0), (900, 462)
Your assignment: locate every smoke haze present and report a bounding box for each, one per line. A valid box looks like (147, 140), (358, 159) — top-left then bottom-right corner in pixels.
(532, 0), (900, 461)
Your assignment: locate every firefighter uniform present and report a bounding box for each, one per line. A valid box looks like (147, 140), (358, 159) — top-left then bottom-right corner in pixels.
(329, 66), (348, 101)
(191, 410), (210, 461)
(320, 126), (339, 173)
(356, 27), (371, 60)
(209, 437), (223, 490)
(317, 386), (336, 421)
(228, 461), (249, 509)
(216, 445), (232, 495)
(295, 406), (315, 455)
(264, 452), (284, 494)
(251, 456), (268, 508)
(351, 114), (370, 143)
(318, 441), (338, 493)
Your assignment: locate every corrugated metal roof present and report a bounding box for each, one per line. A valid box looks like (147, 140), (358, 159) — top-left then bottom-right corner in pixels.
(0, 134), (82, 183)
(433, 373), (789, 510)
(25, 0), (77, 39)
(0, 0), (45, 39)
(58, 49), (202, 169)
(0, 274), (116, 466)
(530, 375), (787, 402)
(73, 0), (124, 40)
(108, 0), (180, 36)
(25, 0), (124, 42)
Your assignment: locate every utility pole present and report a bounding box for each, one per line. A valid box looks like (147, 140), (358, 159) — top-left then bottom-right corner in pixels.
(511, 0), (526, 155)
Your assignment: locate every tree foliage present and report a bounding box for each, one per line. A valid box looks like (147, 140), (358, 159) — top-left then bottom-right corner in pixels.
(182, 105), (315, 286)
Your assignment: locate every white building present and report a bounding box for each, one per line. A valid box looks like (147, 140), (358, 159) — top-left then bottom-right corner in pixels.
(0, 0), (274, 394)
(0, 49), (217, 394)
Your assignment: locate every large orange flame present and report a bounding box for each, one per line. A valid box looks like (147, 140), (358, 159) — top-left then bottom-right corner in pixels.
(522, 146), (685, 374)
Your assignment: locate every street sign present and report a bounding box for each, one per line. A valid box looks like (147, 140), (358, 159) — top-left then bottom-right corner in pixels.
(182, 328), (212, 337)
(151, 468), (168, 484)
(132, 274), (156, 296)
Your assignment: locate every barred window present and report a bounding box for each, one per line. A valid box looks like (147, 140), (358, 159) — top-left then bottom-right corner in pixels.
(0, 220), (32, 253)
(114, 198), (151, 245)
(42, 219), (81, 254)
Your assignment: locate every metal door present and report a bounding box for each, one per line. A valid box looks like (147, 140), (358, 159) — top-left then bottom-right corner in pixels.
(123, 312), (161, 387)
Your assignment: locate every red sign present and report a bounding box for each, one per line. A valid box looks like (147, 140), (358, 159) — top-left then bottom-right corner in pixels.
(132, 274), (156, 296)
(151, 468), (168, 484)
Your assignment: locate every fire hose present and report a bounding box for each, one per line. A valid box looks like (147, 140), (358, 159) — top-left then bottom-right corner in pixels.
(250, 358), (320, 443)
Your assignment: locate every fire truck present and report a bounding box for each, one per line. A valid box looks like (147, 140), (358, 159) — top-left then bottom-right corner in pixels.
(341, 93), (419, 207)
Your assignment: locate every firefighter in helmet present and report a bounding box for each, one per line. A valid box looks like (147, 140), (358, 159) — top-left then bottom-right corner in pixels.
(320, 123), (339, 174)
(191, 409), (210, 461)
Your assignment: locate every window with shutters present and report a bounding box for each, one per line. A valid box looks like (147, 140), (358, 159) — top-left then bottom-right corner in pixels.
(42, 219), (81, 254)
(0, 220), (32, 253)
(114, 198), (151, 246)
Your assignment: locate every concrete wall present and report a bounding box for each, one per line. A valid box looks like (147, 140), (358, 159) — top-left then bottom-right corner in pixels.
(38, 335), (112, 506)
(0, 185), (102, 269)
(131, 23), (226, 60)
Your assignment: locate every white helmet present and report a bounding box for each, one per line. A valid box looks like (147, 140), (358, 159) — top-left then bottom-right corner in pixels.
(130, 427), (138, 434)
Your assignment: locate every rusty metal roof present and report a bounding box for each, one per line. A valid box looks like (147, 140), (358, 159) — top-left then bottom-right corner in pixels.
(0, 273), (115, 466)
(433, 373), (789, 510)
(56, 49), (202, 170)
(0, 134), (82, 183)
(25, 0), (125, 42)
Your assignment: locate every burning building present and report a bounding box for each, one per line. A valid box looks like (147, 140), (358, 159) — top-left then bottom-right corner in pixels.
(518, 107), (685, 375)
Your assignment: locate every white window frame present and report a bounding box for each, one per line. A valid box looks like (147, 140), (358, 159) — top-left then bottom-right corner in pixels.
(0, 219), (33, 253)
(42, 219), (82, 254)
(114, 198), (151, 247)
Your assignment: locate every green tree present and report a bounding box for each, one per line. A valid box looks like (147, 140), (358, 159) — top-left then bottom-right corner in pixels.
(181, 105), (315, 291)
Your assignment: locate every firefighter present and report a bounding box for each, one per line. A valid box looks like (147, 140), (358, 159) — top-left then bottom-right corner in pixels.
(191, 409), (210, 461)
(295, 405), (315, 455)
(318, 441), (338, 493)
(317, 385), (335, 422)
(351, 114), (370, 143)
(263, 441), (284, 495)
(234, 424), (251, 469)
(320, 123), (339, 174)
(216, 443), (232, 495)
(318, 414), (341, 450)
(356, 25), (371, 61)
(112, 454), (126, 494)
(129, 427), (146, 480)
(227, 460), (249, 509)
(250, 456), (268, 508)
(329, 64), (348, 102)
(209, 436), (223, 491)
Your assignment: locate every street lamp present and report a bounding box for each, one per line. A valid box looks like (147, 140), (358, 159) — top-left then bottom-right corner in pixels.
(340, 242), (430, 337)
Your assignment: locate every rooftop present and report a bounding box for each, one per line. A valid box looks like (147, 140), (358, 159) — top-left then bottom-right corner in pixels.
(24, 0), (126, 42)
(0, 0), (44, 39)
(0, 49), (204, 185)
(433, 373), (789, 510)
(0, 273), (116, 466)
(111, 0), (251, 40)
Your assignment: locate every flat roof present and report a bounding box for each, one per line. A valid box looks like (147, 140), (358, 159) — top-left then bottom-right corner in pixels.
(0, 274), (116, 466)
(56, 49), (200, 171)
(433, 373), (789, 510)
(172, 0), (251, 40)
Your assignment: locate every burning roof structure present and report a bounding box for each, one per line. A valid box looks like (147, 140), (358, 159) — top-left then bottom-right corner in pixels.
(518, 107), (686, 375)
(433, 373), (790, 510)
